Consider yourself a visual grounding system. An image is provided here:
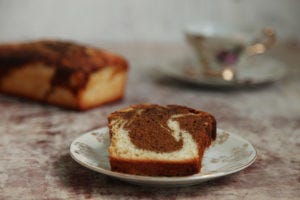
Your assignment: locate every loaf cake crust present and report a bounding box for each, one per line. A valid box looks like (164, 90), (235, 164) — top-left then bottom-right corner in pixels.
(0, 40), (128, 110)
(108, 104), (216, 176)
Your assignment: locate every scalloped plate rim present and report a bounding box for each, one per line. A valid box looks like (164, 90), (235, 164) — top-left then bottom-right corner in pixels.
(70, 127), (257, 186)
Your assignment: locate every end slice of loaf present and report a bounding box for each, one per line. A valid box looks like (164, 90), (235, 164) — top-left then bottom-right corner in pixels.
(108, 104), (216, 176)
(0, 40), (128, 110)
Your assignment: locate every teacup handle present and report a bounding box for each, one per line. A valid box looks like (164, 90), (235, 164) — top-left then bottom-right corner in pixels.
(246, 27), (276, 56)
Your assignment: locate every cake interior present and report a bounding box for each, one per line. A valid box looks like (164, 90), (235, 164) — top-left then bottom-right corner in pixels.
(109, 116), (198, 161)
(109, 105), (215, 161)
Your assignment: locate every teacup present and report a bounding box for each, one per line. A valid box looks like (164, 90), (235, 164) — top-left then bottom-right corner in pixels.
(185, 22), (276, 81)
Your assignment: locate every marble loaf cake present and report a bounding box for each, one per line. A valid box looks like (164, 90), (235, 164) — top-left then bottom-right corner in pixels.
(108, 104), (217, 176)
(0, 40), (128, 110)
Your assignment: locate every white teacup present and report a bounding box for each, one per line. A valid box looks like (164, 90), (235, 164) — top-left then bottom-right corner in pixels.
(185, 22), (276, 80)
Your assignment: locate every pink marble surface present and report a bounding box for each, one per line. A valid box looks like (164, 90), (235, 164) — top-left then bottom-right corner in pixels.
(0, 43), (299, 199)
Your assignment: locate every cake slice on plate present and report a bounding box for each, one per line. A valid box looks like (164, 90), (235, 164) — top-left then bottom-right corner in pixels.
(108, 104), (216, 176)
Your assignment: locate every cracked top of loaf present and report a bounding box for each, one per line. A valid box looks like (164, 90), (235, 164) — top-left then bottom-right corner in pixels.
(0, 40), (128, 72)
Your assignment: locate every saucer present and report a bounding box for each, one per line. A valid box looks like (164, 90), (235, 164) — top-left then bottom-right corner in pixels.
(70, 127), (257, 187)
(158, 56), (286, 88)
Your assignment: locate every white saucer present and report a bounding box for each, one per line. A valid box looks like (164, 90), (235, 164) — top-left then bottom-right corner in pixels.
(70, 127), (257, 187)
(158, 56), (286, 88)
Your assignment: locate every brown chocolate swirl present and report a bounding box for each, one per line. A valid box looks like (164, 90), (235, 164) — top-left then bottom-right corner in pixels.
(112, 104), (216, 153)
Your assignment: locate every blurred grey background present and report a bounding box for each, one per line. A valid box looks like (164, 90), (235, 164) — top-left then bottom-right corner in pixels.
(0, 0), (299, 43)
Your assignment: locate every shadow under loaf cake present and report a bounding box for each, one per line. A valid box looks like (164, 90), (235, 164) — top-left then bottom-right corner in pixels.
(108, 104), (216, 176)
(0, 40), (128, 110)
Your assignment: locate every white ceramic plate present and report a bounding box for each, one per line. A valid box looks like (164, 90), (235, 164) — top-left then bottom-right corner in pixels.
(70, 127), (257, 187)
(158, 56), (286, 88)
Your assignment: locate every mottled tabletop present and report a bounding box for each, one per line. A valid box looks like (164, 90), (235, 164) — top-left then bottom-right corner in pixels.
(1, 42), (299, 200)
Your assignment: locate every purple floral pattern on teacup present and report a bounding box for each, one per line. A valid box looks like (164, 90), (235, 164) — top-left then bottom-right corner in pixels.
(215, 45), (243, 65)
